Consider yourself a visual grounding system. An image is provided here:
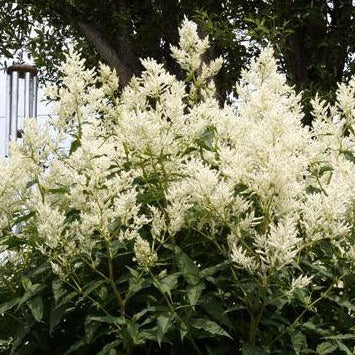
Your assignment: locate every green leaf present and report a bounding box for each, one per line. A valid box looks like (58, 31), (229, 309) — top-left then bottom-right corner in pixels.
(290, 330), (307, 354)
(335, 340), (353, 355)
(27, 296), (43, 322)
(132, 308), (151, 322)
(64, 208), (81, 223)
(325, 295), (355, 311)
(180, 322), (188, 341)
(83, 280), (106, 299)
(126, 320), (144, 345)
(157, 313), (171, 346)
(200, 294), (233, 329)
(20, 276), (32, 291)
(18, 284), (46, 308)
(302, 319), (329, 336)
(303, 261), (333, 278)
(171, 245), (200, 285)
(50, 291), (77, 332)
(126, 266), (139, 278)
(341, 150), (355, 163)
(10, 320), (35, 355)
(63, 338), (87, 355)
(48, 186), (70, 194)
(88, 316), (126, 324)
(181, 146), (198, 156)
(0, 298), (19, 314)
(49, 305), (67, 333)
(97, 340), (122, 355)
(13, 211), (36, 225)
(318, 165), (333, 176)
(137, 189), (165, 204)
(28, 262), (51, 277)
(200, 261), (230, 278)
(85, 317), (99, 343)
(196, 125), (216, 151)
(192, 318), (232, 339)
(324, 334), (355, 340)
(316, 341), (337, 354)
(108, 217), (122, 233)
(69, 139), (81, 154)
(242, 343), (264, 355)
(128, 273), (146, 296)
(52, 279), (66, 305)
(187, 282), (205, 306)
(159, 274), (179, 298)
(306, 185), (322, 195)
(1, 48), (12, 57)
(56, 291), (77, 308)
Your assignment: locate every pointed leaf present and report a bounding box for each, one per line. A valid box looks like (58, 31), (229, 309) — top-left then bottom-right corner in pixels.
(69, 139), (81, 154)
(88, 316), (126, 324)
(157, 313), (171, 346)
(316, 341), (337, 354)
(52, 279), (66, 305)
(158, 274), (179, 297)
(335, 340), (352, 355)
(0, 298), (19, 314)
(27, 296), (43, 322)
(192, 318), (232, 339)
(187, 282), (205, 306)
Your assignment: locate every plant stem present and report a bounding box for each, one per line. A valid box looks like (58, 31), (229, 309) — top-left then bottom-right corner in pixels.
(249, 305), (265, 346)
(268, 271), (350, 347)
(105, 238), (125, 314)
(65, 278), (122, 330)
(150, 272), (203, 355)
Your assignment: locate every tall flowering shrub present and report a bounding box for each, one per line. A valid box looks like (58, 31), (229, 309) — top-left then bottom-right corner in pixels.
(1, 19), (355, 354)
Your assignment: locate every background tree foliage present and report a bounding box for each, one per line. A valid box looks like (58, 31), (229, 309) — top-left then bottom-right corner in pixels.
(0, 0), (251, 104)
(1, 0), (355, 123)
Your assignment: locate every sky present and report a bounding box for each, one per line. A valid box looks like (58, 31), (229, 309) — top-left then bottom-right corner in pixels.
(0, 64), (50, 158)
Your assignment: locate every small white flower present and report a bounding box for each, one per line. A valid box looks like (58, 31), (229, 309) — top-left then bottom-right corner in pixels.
(231, 243), (257, 273)
(290, 275), (313, 293)
(134, 236), (157, 268)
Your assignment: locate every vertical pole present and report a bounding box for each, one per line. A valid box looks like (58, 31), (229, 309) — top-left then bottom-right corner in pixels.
(10, 71), (19, 142)
(32, 75), (38, 119)
(28, 76), (34, 117)
(5, 73), (12, 157)
(24, 72), (31, 118)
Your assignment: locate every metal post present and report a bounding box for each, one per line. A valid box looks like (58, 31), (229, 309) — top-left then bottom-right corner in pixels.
(29, 76), (34, 117)
(24, 71), (31, 118)
(5, 72), (12, 157)
(32, 75), (38, 118)
(10, 71), (19, 142)
(4, 64), (38, 157)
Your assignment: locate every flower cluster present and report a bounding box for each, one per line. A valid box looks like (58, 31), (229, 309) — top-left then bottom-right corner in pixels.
(1, 18), (355, 354)
(2, 16), (355, 292)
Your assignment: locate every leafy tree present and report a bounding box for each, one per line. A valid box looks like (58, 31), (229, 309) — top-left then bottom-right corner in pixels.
(245, 0), (355, 124)
(0, 0), (250, 103)
(1, 1), (354, 122)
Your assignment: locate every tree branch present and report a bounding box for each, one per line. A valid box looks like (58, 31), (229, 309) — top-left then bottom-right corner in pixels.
(49, 0), (139, 87)
(329, 0), (352, 81)
(76, 19), (133, 86)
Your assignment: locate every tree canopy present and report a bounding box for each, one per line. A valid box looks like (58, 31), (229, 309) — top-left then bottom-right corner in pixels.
(1, 0), (355, 122)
